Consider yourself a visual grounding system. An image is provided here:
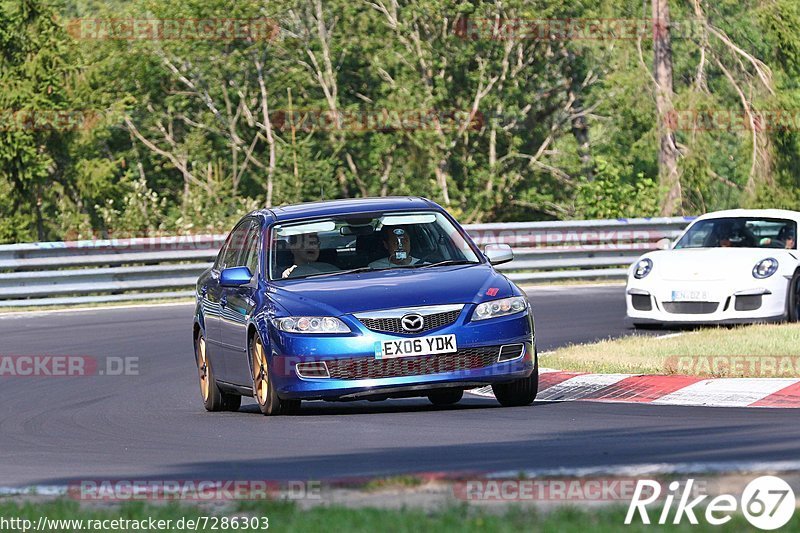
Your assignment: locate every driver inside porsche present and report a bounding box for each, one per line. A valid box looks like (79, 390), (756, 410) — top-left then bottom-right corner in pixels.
(786, 230), (797, 250)
(759, 225), (796, 249)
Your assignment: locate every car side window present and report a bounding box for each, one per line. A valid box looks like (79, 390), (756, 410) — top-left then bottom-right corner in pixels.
(240, 221), (261, 275)
(218, 221), (251, 271)
(214, 240), (230, 271)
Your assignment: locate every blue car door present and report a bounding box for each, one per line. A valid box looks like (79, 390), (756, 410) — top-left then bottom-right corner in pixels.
(205, 221), (250, 381)
(219, 218), (261, 386)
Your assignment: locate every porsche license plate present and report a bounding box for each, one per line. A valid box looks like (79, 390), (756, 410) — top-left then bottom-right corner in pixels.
(670, 289), (710, 301)
(374, 334), (457, 360)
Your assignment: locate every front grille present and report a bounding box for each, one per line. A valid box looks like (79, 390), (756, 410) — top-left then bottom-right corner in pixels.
(358, 309), (461, 334)
(735, 295), (763, 311)
(326, 346), (499, 380)
(662, 302), (719, 314)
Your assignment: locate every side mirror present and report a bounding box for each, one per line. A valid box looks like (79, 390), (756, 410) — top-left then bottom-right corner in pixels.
(484, 243), (514, 265)
(220, 266), (253, 287)
(655, 238), (672, 251)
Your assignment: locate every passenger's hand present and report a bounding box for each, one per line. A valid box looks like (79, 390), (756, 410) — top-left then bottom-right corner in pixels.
(282, 265), (298, 278)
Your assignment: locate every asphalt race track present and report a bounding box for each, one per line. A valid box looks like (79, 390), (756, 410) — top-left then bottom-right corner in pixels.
(1, 285), (799, 487)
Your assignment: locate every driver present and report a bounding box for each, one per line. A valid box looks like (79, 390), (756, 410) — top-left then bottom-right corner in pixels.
(786, 230), (796, 250)
(368, 226), (423, 269)
(759, 225), (796, 249)
(281, 232), (339, 278)
(778, 226), (796, 249)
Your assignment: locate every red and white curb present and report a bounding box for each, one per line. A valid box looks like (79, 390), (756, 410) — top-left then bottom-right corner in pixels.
(468, 369), (800, 408)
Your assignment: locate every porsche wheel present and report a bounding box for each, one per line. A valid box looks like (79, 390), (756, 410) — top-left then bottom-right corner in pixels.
(251, 333), (299, 415)
(788, 271), (800, 322)
(196, 333), (240, 412)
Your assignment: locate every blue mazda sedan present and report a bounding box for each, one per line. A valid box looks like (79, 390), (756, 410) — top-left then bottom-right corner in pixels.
(193, 197), (537, 415)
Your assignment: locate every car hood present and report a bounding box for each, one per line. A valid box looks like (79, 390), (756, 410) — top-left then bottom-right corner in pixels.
(642, 248), (797, 281)
(267, 264), (515, 316)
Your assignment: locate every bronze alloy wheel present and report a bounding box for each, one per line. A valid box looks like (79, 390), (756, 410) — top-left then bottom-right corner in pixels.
(197, 336), (210, 401)
(252, 335), (270, 406)
(196, 332), (241, 412)
(250, 334), (300, 415)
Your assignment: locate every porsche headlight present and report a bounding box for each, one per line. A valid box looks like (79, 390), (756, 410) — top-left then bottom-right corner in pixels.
(273, 316), (350, 333)
(633, 258), (653, 279)
(473, 296), (527, 321)
(752, 258), (778, 279)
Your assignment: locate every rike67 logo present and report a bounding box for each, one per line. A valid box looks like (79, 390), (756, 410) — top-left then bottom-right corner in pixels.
(626, 476), (795, 530)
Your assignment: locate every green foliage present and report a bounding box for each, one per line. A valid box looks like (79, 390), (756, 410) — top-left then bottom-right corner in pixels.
(1, 0), (799, 243)
(574, 159), (660, 220)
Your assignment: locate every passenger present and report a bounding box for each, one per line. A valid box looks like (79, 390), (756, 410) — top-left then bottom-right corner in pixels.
(368, 226), (423, 269)
(281, 233), (339, 278)
(719, 230), (733, 248)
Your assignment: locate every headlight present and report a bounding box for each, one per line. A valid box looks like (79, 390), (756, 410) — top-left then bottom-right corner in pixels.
(752, 258), (778, 279)
(473, 296), (527, 321)
(633, 258), (653, 279)
(273, 316), (350, 334)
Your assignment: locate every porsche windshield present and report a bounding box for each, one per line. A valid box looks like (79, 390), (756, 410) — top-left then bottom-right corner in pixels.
(269, 211), (481, 280)
(674, 217), (797, 250)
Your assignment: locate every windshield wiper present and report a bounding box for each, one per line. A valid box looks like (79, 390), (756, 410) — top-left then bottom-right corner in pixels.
(418, 259), (478, 268)
(293, 266), (377, 279)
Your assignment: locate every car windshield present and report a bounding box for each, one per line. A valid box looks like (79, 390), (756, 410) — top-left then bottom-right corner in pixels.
(268, 210), (482, 280)
(674, 217), (797, 250)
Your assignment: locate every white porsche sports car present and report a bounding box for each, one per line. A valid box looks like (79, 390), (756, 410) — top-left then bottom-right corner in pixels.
(626, 209), (800, 327)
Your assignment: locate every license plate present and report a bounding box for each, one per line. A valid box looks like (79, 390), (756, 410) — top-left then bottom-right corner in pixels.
(374, 334), (457, 360)
(671, 290), (709, 301)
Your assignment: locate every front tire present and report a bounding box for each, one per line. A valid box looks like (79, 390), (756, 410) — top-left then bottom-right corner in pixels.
(427, 389), (463, 406)
(196, 333), (241, 412)
(788, 271), (800, 322)
(250, 333), (299, 416)
(492, 353), (539, 407)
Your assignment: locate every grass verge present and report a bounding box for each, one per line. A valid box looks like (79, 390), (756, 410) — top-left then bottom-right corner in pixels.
(0, 499), (791, 532)
(540, 323), (800, 377)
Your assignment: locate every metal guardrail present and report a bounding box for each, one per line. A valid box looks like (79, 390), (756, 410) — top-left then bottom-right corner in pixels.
(0, 217), (695, 307)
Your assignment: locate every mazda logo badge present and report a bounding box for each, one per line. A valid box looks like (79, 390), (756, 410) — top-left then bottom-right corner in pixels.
(401, 313), (424, 332)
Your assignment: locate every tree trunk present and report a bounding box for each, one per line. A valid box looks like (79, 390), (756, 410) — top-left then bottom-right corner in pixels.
(652, 0), (682, 215)
(434, 159), (451, 205)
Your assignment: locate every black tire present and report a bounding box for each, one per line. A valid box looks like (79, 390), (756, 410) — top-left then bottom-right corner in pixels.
(250, 333), (298, 416)
(427, 389), (463, 406)
(221, 394), (242, 412)
(788, 271), (800, 322)
(196, 333), (240, 412)
(281, 399), (302, 413)
(492, 355), (539, 407)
